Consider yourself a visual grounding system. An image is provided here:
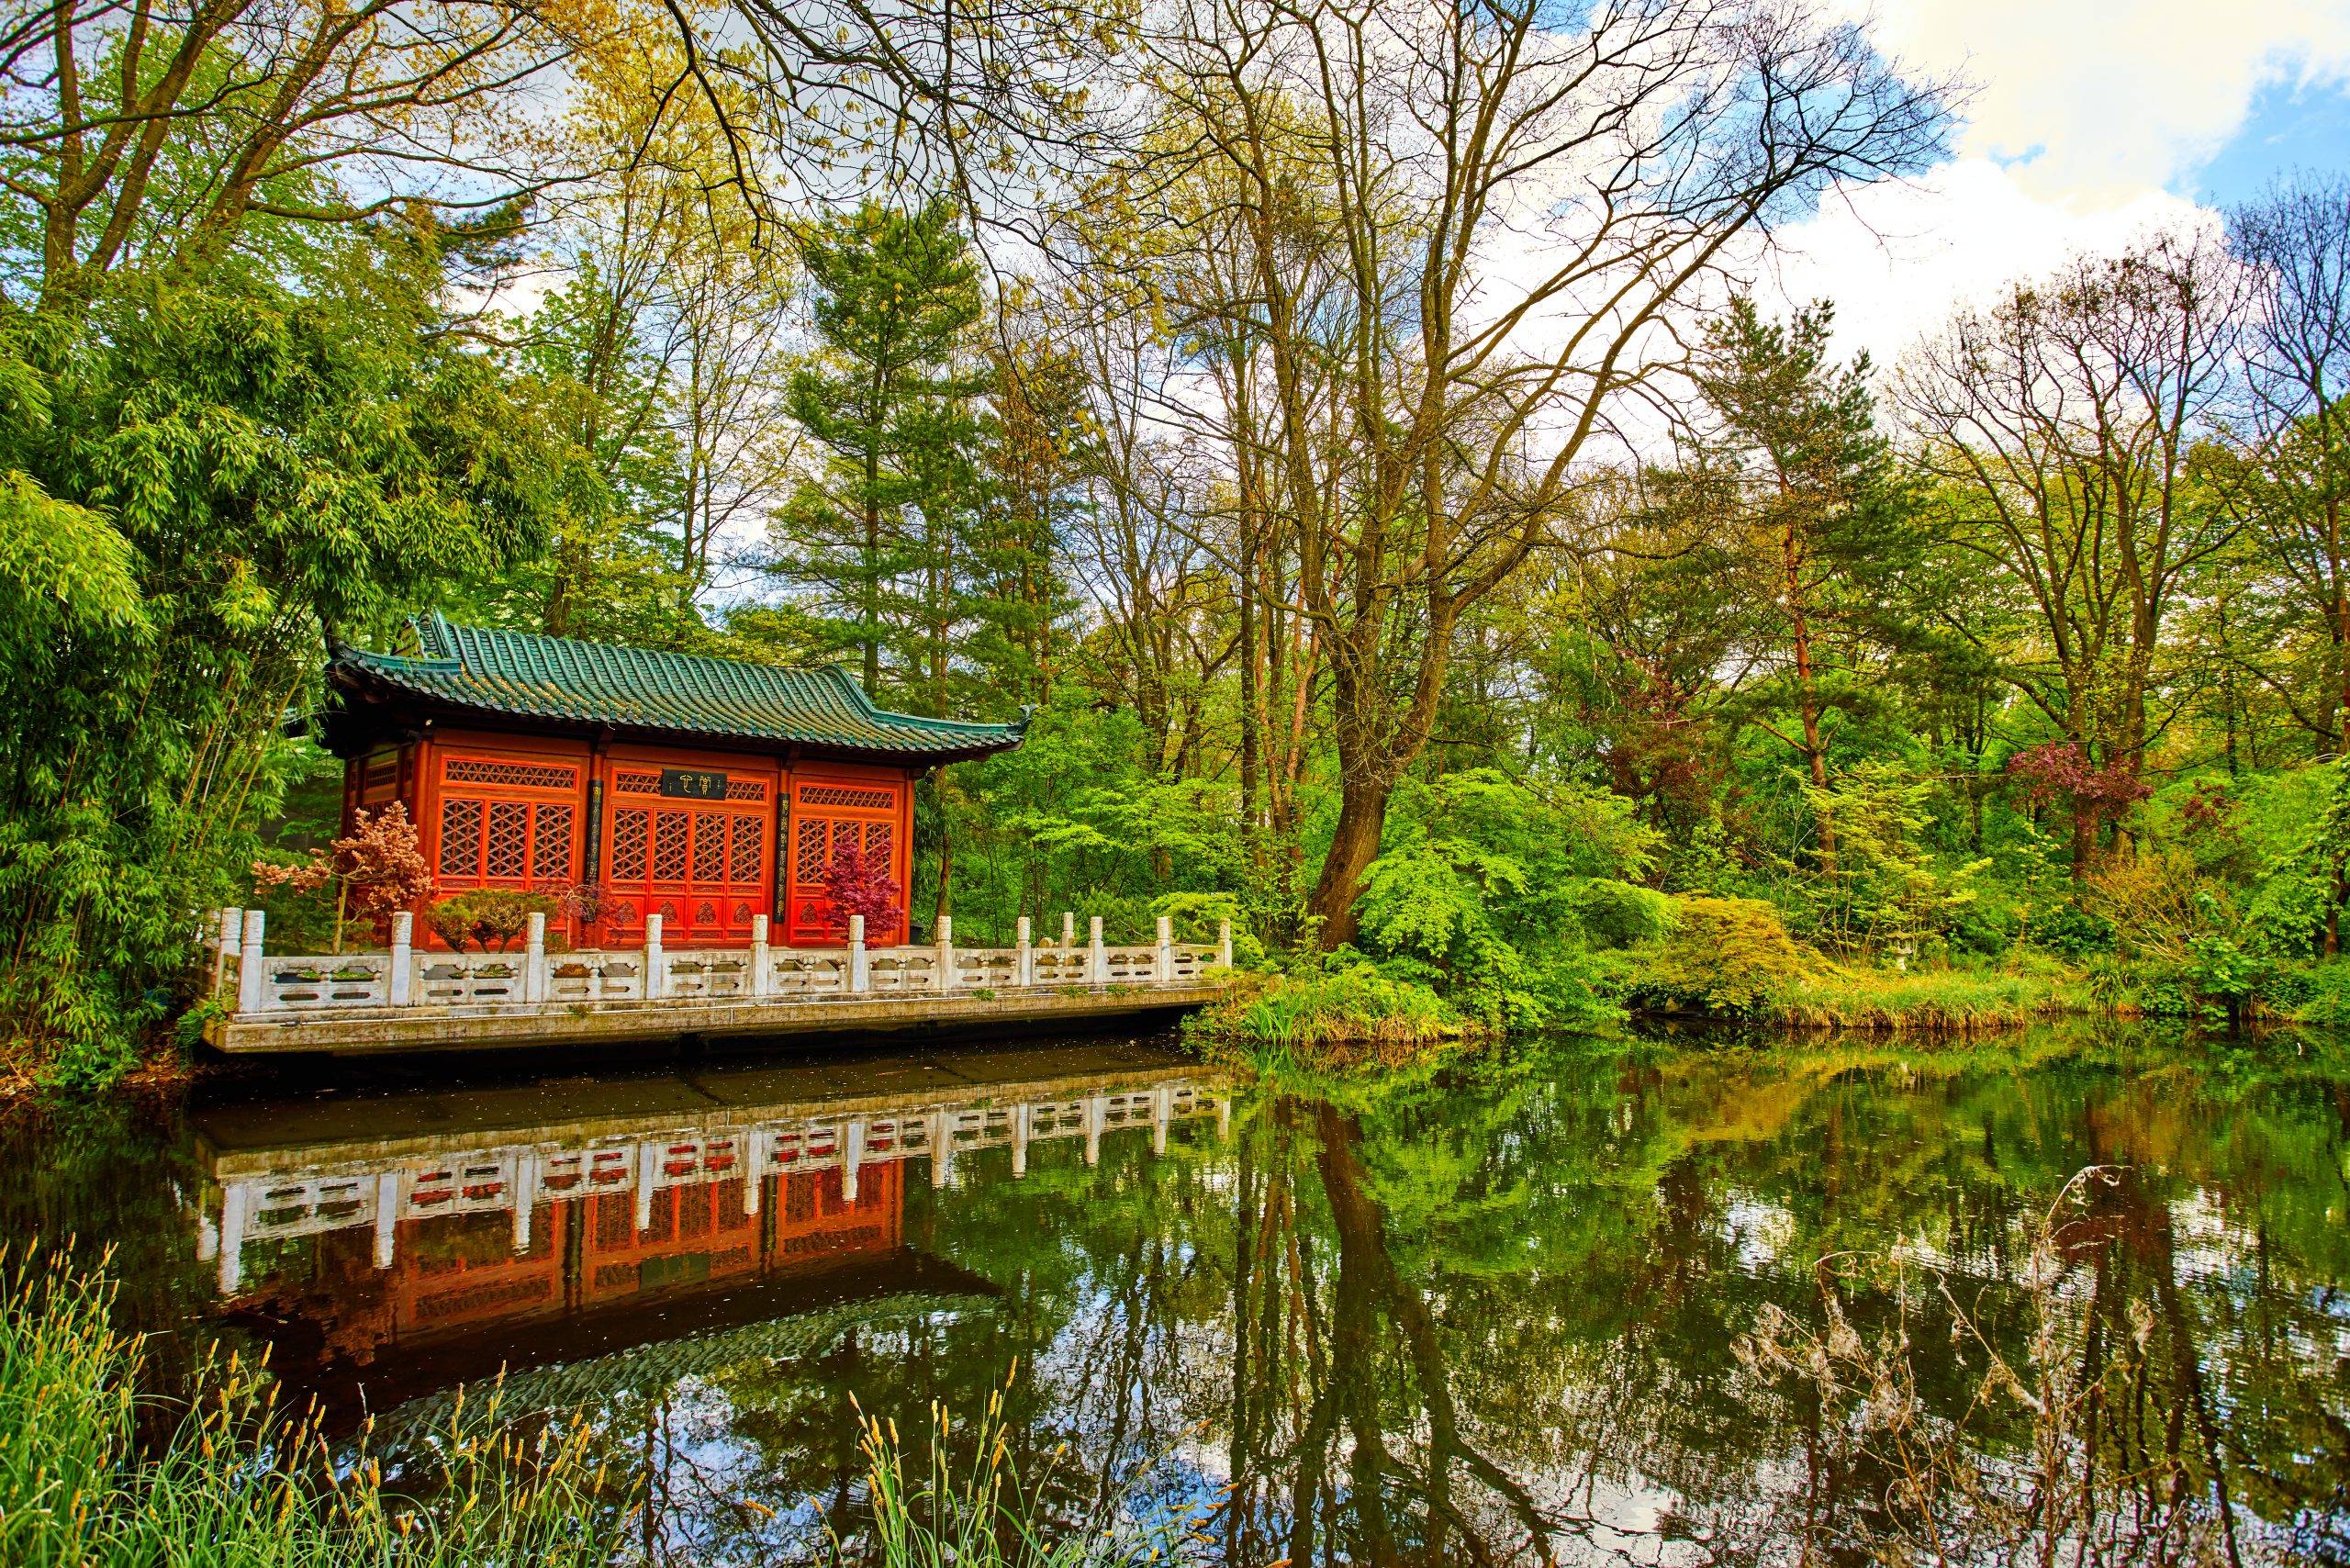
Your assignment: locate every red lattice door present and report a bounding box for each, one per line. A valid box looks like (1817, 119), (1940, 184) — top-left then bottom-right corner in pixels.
(431, 753), (584, 944)
(784, 778), (906, 946)
(601, 768), (772, 946)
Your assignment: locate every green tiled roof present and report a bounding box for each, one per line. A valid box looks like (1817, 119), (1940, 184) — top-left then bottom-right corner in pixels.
(330, 613), (1024, 760)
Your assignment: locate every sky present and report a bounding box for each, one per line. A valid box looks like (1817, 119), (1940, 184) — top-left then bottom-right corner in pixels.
(1765, 0), (2350, 364)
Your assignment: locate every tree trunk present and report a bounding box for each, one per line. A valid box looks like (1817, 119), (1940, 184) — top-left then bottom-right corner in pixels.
(1308, 773), (1390, 949)
(1237, 501), (1261, 877)
(1785, 525), (1836, 872)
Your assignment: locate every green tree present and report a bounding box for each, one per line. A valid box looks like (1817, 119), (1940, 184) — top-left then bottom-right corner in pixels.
(0, 241), (565, 1080)
(1683, 297), (1912, 873)
(772, 200), (988, 710)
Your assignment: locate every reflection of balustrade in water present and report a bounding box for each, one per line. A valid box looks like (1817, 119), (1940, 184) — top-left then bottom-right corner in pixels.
(204, 906), (1233, 1020)
(199, 1076), (1230, 1295)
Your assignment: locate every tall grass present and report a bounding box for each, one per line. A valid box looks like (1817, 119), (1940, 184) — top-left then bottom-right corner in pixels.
(1185, 965), (1464, 1069)
(1764, 966), (2065, 1036)
(5, 1247), (1181, 1568)
(830, 1379), (1183, 1568)
(0, 1245), (625, 1568)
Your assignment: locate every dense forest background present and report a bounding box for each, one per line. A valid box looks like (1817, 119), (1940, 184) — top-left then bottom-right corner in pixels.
(5, 0), (2349, 1081)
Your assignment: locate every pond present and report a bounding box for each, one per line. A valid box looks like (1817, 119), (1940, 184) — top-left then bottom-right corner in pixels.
(1, 1026), (2344, 1564)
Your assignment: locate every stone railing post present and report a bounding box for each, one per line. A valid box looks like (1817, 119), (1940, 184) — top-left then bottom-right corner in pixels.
(934, 914), (955, 991)
(1088, 915), (1106, 986)
(848, 914), (869, 992)
(388, 911), (413, 1005)
(930, 1109), (955, 1189)
(751, 914), (772, 998)
(372, 1173), (399, 1269)
(524, 913), (548, 1003)
(1061, 912), (1076, 952)
(236, 909), (267, 1014)
(212, 907), (241, 997)
(1217, 918), (1234, 969)
(1016, 916), (1033, 988)
(1156, 915), (1174, 985)
(218, 1181), (248, 1294)
(643, 913), (665, 1000)
(511, 1152), (538, 1251)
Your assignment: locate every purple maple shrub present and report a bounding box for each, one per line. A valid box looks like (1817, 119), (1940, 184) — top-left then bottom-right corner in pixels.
(823, 837), (903, 941)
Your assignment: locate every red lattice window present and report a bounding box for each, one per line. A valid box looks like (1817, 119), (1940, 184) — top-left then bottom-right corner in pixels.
(438, 795), (576, 890)
(445, 757), (578, 790)
(532, 805), (574, 880)
(486, 801), (529, 879)
(784, 777), (904, 945)
(731, 818), (765, 883)
(652, 813), (689, 883)
(439, 799), (482, 876)
(600, 769), (775, 946)
(611, 809), (649, 881)
(799, 783), (895, 811)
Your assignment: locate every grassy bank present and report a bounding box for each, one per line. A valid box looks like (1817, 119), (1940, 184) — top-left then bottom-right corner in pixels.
(1761, 966), (2065, 1035)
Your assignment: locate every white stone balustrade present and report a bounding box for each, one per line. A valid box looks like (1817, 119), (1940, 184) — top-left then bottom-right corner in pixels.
(205, 1074), (1230, 1292)
(203, 907), (1234, 1018)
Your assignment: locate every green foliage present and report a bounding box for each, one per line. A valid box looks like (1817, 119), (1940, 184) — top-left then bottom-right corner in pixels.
(2026, 900), (2115, 959)
(425, 890), (562, 953)
(1795, 760), (1991, 957)
(1566, 879), (1678, 948)
(0, 249), (568, 1081)
(1626, 897), (1821, 1017)
(1351, 768), (1655, 1026)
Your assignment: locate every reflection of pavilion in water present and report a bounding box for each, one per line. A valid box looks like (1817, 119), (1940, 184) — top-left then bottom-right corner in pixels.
(188, 1046), (1230, 1396)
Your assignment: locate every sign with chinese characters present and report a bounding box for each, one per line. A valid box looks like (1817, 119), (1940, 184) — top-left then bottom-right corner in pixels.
(658, 768), (729, 801)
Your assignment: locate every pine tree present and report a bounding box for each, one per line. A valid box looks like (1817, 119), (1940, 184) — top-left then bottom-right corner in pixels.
(772, 201), (988, 710)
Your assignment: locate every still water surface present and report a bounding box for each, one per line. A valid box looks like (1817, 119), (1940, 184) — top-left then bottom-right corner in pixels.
(2, 1027), (2345, 1563)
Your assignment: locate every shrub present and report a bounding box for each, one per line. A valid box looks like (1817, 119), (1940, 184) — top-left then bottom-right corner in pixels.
(1626, 896), (1820, 1017)
(2024, 899), (2113, 958)
(823, 836), (904, 942)
(1567, 878), (1677, 948)
(1186, 959), (1463, 1064)
(251, 802), (433, 950)
(425, 889), (561, 952)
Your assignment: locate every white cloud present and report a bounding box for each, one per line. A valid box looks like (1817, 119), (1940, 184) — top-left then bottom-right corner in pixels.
(1759, 159), (2209, 364)
(1851, 0), (2350, 201)
(1760, 1), (2350, 364)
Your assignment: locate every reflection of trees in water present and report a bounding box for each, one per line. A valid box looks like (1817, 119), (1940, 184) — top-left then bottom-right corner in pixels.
(352, 1042), (2346, 1564)
(1201, 1050), (2345, 1564)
